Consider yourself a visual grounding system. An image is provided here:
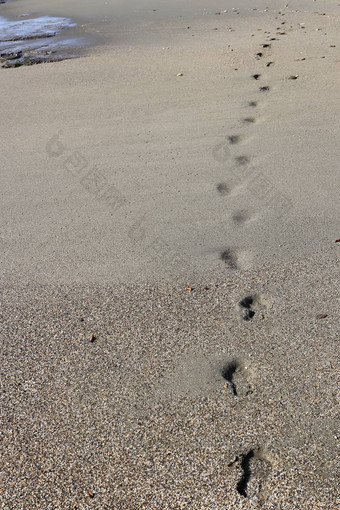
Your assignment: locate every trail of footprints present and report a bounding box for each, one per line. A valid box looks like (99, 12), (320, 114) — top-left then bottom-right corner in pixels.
(214, 27), (297, 499)
(215, 101), (258, 268)
(216, 27), (280, 271)
(158, 17), (295, 502)
(223, 294), (273, 502)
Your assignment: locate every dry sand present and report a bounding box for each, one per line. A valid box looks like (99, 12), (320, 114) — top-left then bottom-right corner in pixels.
(0, 0), (339, 508)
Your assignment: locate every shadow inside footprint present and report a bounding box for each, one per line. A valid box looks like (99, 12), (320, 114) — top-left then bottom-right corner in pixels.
(237, 450), (255, 497)
(239, 295), (256, 320)
(243, 117), (256, 124)
(232, 448), (273, 499)
(252, 74), (261, 80)
(235, 155), (249, 166)
(259, 86), (270, 92)
(216, 183), (230, 195)
(228, 135), (241, 144)
(221, 361), (239, 395)
(232, 210), (251, 224)
(248, 101), (258, 107)
(220, 249), (238, 269)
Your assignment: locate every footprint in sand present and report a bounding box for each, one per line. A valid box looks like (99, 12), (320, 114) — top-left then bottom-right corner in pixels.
(216, 179), (247, 199)
(242, 117), (256, 124)
(232, 210), (253, 225)
(234, 155), (250, 166)
(229, 447), (273, 501)
(221, 359), (253, 397)
(220, 248), (253, 270)
(214, 134), (251, 196)
(220, 248), (238, 269)
(228, 134), (242, 144)
(216, 182), (231, 196)
(213, 128), (247, 163)
(158, 355), (253, 400)
(238, 293), (270, 321)
(256, 41), (272, 60)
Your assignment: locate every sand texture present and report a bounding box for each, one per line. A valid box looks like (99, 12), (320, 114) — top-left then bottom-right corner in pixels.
(1, 255), (339, 508)
(0, 0), (339, 508)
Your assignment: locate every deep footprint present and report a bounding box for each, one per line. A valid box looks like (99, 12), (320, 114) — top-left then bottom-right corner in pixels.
(221, 360), (253, 397)
(221, 361), (239, 395)
(233, 448), (273, 499)
(237, 450), (254, 497)
(239, 295), (256, 320)
(238, 294), (270, 321)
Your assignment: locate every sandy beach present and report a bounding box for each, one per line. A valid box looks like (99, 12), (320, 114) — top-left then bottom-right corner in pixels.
(1, 0), (339, 508)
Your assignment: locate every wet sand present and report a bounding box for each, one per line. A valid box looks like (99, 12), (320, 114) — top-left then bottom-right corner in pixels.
(0, 0), (339, 508)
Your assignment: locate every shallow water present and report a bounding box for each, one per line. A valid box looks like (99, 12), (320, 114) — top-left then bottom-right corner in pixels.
(0, 14), (75, 41)
(0, 13), (87, 67)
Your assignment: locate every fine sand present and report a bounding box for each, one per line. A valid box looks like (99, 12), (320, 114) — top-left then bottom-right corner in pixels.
(0, 0), (339, 508)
